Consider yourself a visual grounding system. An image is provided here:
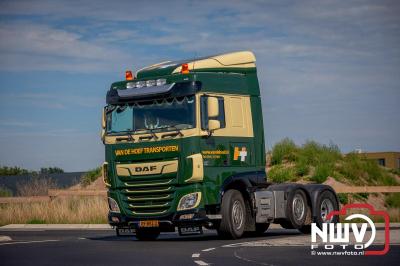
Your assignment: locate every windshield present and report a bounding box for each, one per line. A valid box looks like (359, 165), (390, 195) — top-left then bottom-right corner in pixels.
(106, 95), (195, 134)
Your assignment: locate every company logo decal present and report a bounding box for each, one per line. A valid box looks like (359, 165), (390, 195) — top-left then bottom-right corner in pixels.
(202, 150), (229, 159)
(233, 147), (247, 162)
(133, 165), (157, 173)
(114, 145), (179, 156)
(310, 203), (390, 256)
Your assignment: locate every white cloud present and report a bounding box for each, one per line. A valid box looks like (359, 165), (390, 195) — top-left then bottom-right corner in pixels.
(0, 22), (139, 72)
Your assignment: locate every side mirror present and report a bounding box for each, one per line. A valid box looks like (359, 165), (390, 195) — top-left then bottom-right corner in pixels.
(207, 97), (219, 118)
(101, 128), (106, 143)
(208, 119), (221, 131)
(101, 107), (106, 129)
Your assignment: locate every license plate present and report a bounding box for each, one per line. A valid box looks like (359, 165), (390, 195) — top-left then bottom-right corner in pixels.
(139, 220), (159, 227)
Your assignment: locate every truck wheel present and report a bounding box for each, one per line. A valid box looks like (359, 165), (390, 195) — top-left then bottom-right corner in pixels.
(135, 228), (160, 241)
(315, 190), (339, 228)
(217, 189), (246, 239)
(298, 206), (312, 234)
(286, 189), (308, 229)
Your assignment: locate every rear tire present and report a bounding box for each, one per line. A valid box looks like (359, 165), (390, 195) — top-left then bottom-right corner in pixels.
(135, 228), (160, 241)
(217, 189), (246, 239)
(315, 190), (339, 228)
(285, 189), (308, 229)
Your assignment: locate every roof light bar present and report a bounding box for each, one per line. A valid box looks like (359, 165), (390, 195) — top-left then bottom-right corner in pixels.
(125, 78), (167, 89)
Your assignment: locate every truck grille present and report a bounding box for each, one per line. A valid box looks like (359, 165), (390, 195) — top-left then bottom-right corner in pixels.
(116, 163), (178, 217)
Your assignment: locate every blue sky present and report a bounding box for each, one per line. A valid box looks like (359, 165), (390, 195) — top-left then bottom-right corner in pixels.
(0, 0), (399, 171)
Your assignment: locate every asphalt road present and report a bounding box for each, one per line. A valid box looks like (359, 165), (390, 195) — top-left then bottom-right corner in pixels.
(0, 228), (399, 266)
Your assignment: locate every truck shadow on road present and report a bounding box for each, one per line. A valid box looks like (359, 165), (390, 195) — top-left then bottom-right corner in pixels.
(86, 229), (302, 242)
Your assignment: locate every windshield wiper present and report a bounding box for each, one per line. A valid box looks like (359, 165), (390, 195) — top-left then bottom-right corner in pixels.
(114, 131), (134, 142)
(136, 128), (158, 140)
(167, 125), (184, 137)
(158, 125), (184, 138)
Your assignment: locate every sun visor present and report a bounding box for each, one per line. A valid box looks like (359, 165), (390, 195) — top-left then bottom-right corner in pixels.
(107, 81), (201, 104)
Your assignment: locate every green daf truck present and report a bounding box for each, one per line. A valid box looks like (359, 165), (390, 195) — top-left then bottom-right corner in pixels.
(101, 51), (339, 240)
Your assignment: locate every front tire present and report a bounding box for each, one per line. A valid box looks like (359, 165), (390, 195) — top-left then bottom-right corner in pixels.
(217, 189), (246, 239)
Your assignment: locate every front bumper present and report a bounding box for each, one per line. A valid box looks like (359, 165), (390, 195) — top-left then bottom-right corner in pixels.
(108, 208), (213, 231)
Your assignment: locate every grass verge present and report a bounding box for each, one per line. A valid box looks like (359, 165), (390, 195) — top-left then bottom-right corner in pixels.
(0, 196), (108, 226)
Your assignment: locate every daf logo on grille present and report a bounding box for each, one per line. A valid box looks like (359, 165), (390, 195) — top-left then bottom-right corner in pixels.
(134, 166), (157, 172)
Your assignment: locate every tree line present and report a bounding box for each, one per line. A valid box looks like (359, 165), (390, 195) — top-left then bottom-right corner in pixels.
(0, 166), (64, 176)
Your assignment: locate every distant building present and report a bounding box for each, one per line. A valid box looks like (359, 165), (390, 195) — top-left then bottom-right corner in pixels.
(358, 152), (400, 169)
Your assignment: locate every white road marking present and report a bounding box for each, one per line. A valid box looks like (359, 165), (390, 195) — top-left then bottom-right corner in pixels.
(194, 260), (209, 265)
(192, 253), (200, 258)
(0, 236), (12, 242)
(234, 249), (276, 266)
(201, 247), (215, 252)
(223, 242), (252, 248)
(0, 239), (60, 246)
(78, 237), (87, 240)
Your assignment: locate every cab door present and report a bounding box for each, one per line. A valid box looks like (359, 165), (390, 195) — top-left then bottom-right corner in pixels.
(199, 94), (255, 168)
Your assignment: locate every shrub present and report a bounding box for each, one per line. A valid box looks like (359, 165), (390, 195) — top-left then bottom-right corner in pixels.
(340, 153), (367, 183)
(298, 140), (341, 166)
(389, 168), (400, 176)
(295, 160), (309, 177)
(0, 166), (30, 176)
(40, 167), (64, 174)
(16, 177), (57, 196)
(352, 193), (369, 202)
(0, 186), (13, 197)
(271, 138), (297, 165)
(340, 153), (397, 185)
(311, 163), (334, 183)
(337, 194), (348, 205)
(385, 193), (400, 208)
(80, 167), (102, 187)
(268, 165), (295, 183)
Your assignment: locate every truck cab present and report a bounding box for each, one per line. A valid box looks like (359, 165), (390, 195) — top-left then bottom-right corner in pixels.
(102, 51), (339, 240)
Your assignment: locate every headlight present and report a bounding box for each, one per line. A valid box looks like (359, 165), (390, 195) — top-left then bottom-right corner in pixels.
(108, 197), (120, 213)
(126, 82), (135, 89)
(177, 192), (201, 211)
(135, 80), (145, 88)
(156, 78), (166, 86)
(146, 80), (156, 87)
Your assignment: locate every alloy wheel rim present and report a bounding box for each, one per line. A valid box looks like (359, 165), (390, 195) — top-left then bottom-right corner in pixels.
(320, 198), (334, 222)
(292, 194), (305, 221)
(232, 200), (244, 230)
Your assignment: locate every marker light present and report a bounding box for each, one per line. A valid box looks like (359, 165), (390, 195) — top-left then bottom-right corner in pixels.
(135, 80), (145, 88)
(181, 63), (189, 74)
(146, 80), (156, 87)
(156, 78), (166, 86)
(125, 70), (134, 80)
(126, 82), (135, 89)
